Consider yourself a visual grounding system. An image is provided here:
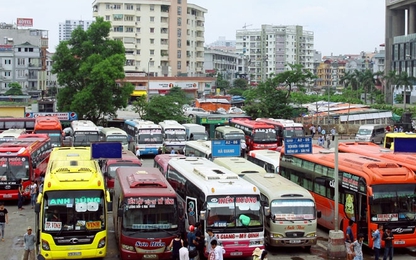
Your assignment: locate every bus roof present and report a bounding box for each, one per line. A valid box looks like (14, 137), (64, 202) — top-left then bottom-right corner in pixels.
(100, 127), (127, 136)
(116, 167), (175, 197)
(213, 157), (267, 176)
(0, 128), (26, 140)
(168, 157), (259, 196)
(215, 126), (244, 134)
(49, 147), (91, 162)
(385, 132), (416, 138)
(154, 153), (186, 171)
(248, 149), (280, 165)
(70, 120), (99, 131)
(256, 118), (303, 127)
(242, 172), (314, 200)
(230, 118), (274, 128)
(159, 120), (185, 129)
(105, 150), (142, 166)
(34, 116), (62, 132)
(185, 140), (211, 153)
(125, 120), (161, 129)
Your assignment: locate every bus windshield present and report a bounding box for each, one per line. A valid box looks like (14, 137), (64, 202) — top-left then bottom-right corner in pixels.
(106, 135), (128, 145)
(138, 130), (163, 144)
(271, 199), (316, 221)
(284, 127), (304, 138)
(253, 129), (277, 143)
(122, 197), (178, 232)
(206, 195), (262, 229)
(0, 156), (30, 181)
(73, 132), (100, 146)
(371, 184), (416, 222)
(107, 163), (141, 178)
(224, 133), (245, 140)
(42, 190), (106, 233)
(165, 129), (186, 140)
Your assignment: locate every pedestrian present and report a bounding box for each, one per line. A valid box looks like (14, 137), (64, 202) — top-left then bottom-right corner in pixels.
(260, 250), (268, 260)
(23, 226), (36, 260)
(158, 147), (163, 154)
(350, 233), (364, 260)
(0, 202), (8, 241)
(205, 228), (218, 256)
(162, 145), (167, 154)
(372, 224), (383, 260)
(179, 240), (190, 260)
(30, 180), (37, 209)
(18, 178), (25, 210)
(240, 141), (246, 157)
(382, 226), (394, 260)
(211, 239), (225, 260)
(317, 125), (322, 134)
(135, 148), (141, 160)
(178, 214), (186, 241)
(317, 135), (324, 147)
(252, 247), (262, 260)
(168, 233), (183, 260)
(326, 134), (331, 149)
(385, 125), (391, 133)
(394, 126), (398, 132)
(194, 222), (205, 260)
(399, 126), (403, 132)
(187, 225), (198, 260)
(321, 129), (326, 138)
(331, 127), (336, 141)
(171, 147), (176, 154)
(345, 220), (355, 260)
(309, 125), (316, 138)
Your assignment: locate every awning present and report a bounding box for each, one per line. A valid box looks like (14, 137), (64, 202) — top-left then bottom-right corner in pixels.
(131, 90), (147, 96)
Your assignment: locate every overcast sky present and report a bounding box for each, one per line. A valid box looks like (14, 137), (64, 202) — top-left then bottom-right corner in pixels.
(1, 0), (385, 56)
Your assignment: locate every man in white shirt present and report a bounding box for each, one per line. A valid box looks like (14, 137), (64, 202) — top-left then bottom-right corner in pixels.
(179, 241), (189, 260)
(211, 239), (225, 260)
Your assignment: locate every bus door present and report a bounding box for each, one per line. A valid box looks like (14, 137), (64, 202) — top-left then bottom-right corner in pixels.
(186, 196), (198, 227)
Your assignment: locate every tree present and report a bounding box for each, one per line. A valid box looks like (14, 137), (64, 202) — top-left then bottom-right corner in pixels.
(215, 73), (230, 95)
(166, 86), (191, 106)
(5, 82), (24, 95)
(52, 17), (134, 124)
(395, 71), (416, 110)
(273, 63), (316, 99)
(47, 87), (58, 97)
(131, 95), (148, 119)
(382, 70), (398, 104)
(228, 78), (249, 96)
(143, 95), (188, 123)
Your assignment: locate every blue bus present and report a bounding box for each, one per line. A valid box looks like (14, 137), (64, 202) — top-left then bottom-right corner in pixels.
(123, 119), (164, 155)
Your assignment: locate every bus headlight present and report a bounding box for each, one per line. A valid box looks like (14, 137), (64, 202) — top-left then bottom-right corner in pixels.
(272, 233), (283, 238)
(249, 240), (262, 246)
(121, 244), (135, 252)
(306, 232), (316, 237)
(42, 239), (50, 250)
(97, 237), (106, 248)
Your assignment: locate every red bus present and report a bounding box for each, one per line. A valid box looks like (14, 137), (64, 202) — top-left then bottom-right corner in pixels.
(230, 118), (278, 151)
(102, 150), (142, 195)
(113, 167), (180, 260)
(153, 153), (186, 177)
(279, 147), (416, 248)
(0, 118), (35, 133)
(256, 118), (305, 146)
(34, 116), (63, 147)
(338, 142), (416, 172)
(0, 134), (51, 200)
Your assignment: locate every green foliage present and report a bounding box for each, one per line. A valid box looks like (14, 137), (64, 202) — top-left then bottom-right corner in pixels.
(131, 95), (148, 119)
(5, 82), (24, 95)
(394, 93), (404, 104)
(143, 95), (188, 123)
(166, 86), (191, 106)
(228, 78), (249, 96)
(216, 73), (230, 95)
(52, 17), (134, 124)
(47, 87), (58, 97)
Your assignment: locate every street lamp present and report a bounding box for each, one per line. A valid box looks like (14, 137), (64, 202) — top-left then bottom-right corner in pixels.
(147, 58), (152, 101)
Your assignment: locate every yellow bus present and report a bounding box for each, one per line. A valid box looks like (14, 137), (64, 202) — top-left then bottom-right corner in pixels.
(35, 147), (111, 259)
(213, 157), (320, 249)
(384, 132), (416, 150)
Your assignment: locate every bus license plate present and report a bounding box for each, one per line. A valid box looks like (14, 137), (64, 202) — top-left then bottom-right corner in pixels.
(2, 194), (12, 198)
(394, 240), (405, 245)
(68, 252), (81, 256)
(290, 239), (301, 244)
(230, 252), (243, 256)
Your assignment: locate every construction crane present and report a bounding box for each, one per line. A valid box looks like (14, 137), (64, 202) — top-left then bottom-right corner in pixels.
(242, 23), (252, 29)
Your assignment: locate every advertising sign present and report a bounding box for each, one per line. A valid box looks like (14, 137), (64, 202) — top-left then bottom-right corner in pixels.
(149, 81), (197, 90)
(25, 112), (78, 121)
(17, 18), (33, 27)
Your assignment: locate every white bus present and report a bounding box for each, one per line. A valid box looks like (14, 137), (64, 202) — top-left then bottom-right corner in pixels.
(214, 126), (245, 141)
(166, 157), (264, 258)
(124, 119), (163, 155)
(247, 149), (280, 173)
(184, 140), (212, 159)
(182, 123), (207, 140)
(159, 120), (186, 153)
(213, 157), (320, 249)
(99, 127), (128, 150)
(0, 128), (26, 143)
(69, 120), (100, 146)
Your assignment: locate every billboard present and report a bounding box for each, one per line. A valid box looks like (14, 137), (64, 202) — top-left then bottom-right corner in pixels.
(17, 18), (33, 27)
(149, 81), (197, 90)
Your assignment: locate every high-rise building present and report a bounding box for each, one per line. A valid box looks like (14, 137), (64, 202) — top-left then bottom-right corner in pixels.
(236, 25), (315, 85)
(92, 0), (207, 77)
(58, 20), (94, 42)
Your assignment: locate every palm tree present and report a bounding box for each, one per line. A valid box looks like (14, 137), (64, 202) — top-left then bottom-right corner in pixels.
(395, 71), (416, 110)
(382, 70), (398, 104)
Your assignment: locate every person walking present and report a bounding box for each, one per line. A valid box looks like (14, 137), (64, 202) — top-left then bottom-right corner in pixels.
(135, 148), (141, 160)
(326, 134), (331, 149)
(205, 228), (217, 256)
(240, 141), (247, 157)
(372, 224), (383, 260)
(331, 127), (336, 141)
(179, 240), (189, 260)
(382, 226), (394, 260)
(309, 125), (316, 138)
(171, 147), (176, 154)
(168, 233), (183, 260)
(345, 220), (355, 260)
(23, 226), (36, 260)
(350, 233), (364, 260)
(210, 239), (225, 260)
(317, 125), (322, 134)
(187, 225), (198, 260)
(29, 180), (37, 209)
(18, 178), (24, 210)
(0, 202), (8, 241)
(317, 135), (324, 147)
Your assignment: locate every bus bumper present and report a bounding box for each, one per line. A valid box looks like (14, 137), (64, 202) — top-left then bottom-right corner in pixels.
(222, 245), (265, 258)
(268, 236), (317, 247)
(40, 248), (106, 259)
(140, 148), (158, 155)
(120, 249), (171, 260)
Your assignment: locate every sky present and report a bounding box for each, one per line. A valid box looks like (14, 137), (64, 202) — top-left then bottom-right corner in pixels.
(0, 0), (385, 56)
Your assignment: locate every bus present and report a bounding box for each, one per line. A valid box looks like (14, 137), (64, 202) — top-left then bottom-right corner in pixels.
(153, 153), (186, 177)
(384, 132), (416, 150)
(279, 148), (416, 248)
(167, 157), (264, 258)
(0, 128), (26, 143)
(34, 116), (63, 147)
(0, 134), (51, 200)
(99, 127), (128, 150)
(35, 147), (111, 259)
(113, 167), (180, 260)
(184, 140), (212, 159)
(0, 118), (35, 133)
(214, 126), (245, 142)
(247, 149), (280, 174)
(183, 123), (207, 141)
(214, 157), (320, 249)
(256, 118), (305, 146)
(68, 120), (100, 147)
(159, 120), (186, 154)
(124, 120), (163, 155)
(230, 118), (278, 152)
(101, 150), (142, 195)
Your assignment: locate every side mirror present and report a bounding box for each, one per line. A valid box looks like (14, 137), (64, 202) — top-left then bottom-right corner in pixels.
(264, 206), (270, 217)
(317, 211), (322, 218)
(199, 210), (206, 220)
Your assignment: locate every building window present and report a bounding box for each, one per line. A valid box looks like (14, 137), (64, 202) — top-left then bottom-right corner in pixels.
(177, 39), (181, 48)
(136, 39), (141, 43)
(178, 0), (182, 3)
(113, 26), (123, 32)
(126, 4), (133, 10)
(136, 4), (141, 11)
(177, 6), (182, 15)
(150, 4), (154, 11)
(4, 59), (11, 64)
(150, 50), (155, 55)
(17, 58), (25, 66)
(4, 71), (10, 77)
(150, 39), (155, 44)
(150, 28), (155, 33)
(177, 29), (181, 37)
(136, 28), (141, 33)
(150, 16), (155, 22)
(177, 61), (181, 70)
(177, 51), (181, 59)
(18, 48), (21, 52)
(136, 16), (141, 22)
(136, 50), (141, 55)
(105, 15), (110, 21)
(106, 4), (111, 9)
(177, 17), (182, 26)
(125, 27), (133, 32)
(125, 15), (134, 21)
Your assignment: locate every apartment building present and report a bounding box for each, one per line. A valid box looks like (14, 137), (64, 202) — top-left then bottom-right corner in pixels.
(235, 25), (315, 85)
(92, 0), (207, 77)
(59, 20), (94, 42)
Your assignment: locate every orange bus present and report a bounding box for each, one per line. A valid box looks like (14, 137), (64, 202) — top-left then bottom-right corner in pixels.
(153, 154), (185, 177)
(230, 118), (278, 152)
(34, 116), (63, 147)
(338, 142), (416, 172)
(280, 148), (416, 248)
